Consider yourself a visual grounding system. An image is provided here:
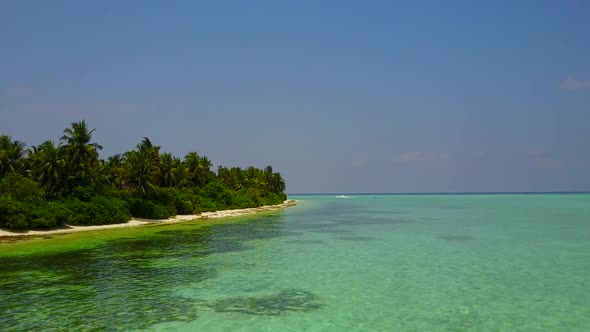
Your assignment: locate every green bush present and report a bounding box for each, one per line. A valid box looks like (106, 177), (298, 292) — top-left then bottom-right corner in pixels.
(28, 202), (71, 229)
(148, 187), (197, 215)
(149, 187), (176, 205)
(6, 213), (28, 229)
(176, 199), (194, 214)
(200, 182), (233, 209)
(0, 173), (45, 204)
(232, 189), (258, 209)
(92, 196), (131, 224)
(193, 195), (217, 212)
(0, 196), (29, 229)
(262, 192), (285, 206)
(128, 199), (172, 219)
(246, 188), (264, 207)
(63, 196), (130, 225)
(70, 186), (95, 202)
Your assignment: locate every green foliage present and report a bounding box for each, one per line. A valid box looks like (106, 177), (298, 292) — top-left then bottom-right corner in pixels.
(0, 196), (29, 229)
(176, 199), (194, 215)
(120, 150), (158, 195)
(60, 120), (103, 189)
(232, 190), (259, 209)
(1, 120), (288, 229)
(62, 196), (130, 226)
(0, 173), (45, 203)
(128, 199), (173, 219)
(148, 187), (195, 215)
(200, 182), (234, 209)
(0, 197), (71, 229)
(0, 135), (26, 178)
(193, 195), (217, 212)
(71, 186), (95, 202)
(28, 202), (71, 229)
(262, 192), (286, 206)
(29, 140), (67, 197)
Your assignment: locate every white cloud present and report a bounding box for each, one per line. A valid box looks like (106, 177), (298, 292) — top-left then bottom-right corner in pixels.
(392, 152), (450, 163)
(559, 77), (590, 90)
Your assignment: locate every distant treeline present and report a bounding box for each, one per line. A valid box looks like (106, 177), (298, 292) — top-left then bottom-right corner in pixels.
(0, 121), (287, 230)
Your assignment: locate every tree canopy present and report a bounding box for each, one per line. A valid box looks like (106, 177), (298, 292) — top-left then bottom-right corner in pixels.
(0, 121), (287, 230)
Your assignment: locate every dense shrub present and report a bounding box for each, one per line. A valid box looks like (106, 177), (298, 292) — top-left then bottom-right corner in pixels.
(176, 199), (194, 214)
(0, 196), (72, 229)
(149, 187), (177, 208)
(27, 202), (71, 229)
(148, 187), (195, 215)
(200, 182), (233, 209)
(262, 192), (285, 206)
(63, 196), (130, 225)
(128, 199), (173, 219)
(231, 191), (257, 209)
(0, 173), (45, 203)
(0, 196), (29, 229)
(6, 213), (28, 230)
(193, 195), (217, 212)
(70, 186), (95, 202)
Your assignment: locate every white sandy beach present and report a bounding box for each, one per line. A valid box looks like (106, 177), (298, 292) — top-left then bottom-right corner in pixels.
(0, 200), (296, 238)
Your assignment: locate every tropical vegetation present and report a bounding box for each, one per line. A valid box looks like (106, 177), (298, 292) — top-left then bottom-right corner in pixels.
(0, 121), (287, 230)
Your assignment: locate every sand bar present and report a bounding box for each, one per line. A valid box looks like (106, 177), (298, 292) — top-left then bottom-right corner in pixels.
(0, 200), (296, 239)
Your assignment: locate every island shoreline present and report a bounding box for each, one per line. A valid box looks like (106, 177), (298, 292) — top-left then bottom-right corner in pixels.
(0, 200), (296, 240)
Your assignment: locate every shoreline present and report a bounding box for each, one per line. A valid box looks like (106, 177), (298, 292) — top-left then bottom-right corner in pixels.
(0, 200), (296, 239)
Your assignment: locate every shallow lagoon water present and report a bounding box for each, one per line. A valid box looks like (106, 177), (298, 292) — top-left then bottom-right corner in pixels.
(1, 194), (589, 331)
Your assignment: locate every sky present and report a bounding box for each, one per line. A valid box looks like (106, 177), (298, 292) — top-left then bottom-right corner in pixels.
(1, 0), (589, 193)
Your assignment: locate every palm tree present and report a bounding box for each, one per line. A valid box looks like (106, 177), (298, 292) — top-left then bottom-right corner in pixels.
(31, 141), (66, 197)
(173, 162), (191, 188)
(271, 172), (286, 193)
(0, 135), (27, 178)
(137, 137), (160, 162)
(60, 120), (103, 187)
(264, 166), (285, 193)
(245, 166), (264, 189)
(229, 167), (245, 191)
(196, 155), (214, 187)
(99, 154), (124, 187)
(184, 152), (201, 186)
(159, 153), (177, 187)
(120, 150), (158, 195)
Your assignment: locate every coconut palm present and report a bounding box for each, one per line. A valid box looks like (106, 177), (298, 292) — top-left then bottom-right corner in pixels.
(120, 150), (158, 195)
(100, 154), (124, 187)
(196, 155), (214, 187)
(31, 141), (67, 197)
(60, 120), (103, 186)
(158, 153), (178, 187)
(173, 162), (191, 188)
(245, 166), (265, 189)
(264, 166), (285, 193)
(137, 137), (160, 163)
(0, 135), (27, 178)
(271, 172), (286, 193)
(184, 152), (201, 186)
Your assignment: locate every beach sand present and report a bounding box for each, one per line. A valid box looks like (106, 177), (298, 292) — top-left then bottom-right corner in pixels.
(0, 200), (296, 238)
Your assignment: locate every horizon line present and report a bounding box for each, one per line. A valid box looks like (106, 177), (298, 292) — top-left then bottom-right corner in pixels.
(288, 191), (590, 195)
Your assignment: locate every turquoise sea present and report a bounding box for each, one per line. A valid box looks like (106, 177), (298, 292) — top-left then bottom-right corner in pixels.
(0, 194), (589, 331)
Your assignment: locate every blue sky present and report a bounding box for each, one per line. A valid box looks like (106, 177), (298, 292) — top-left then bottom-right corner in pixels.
(1, 1), (589, 193)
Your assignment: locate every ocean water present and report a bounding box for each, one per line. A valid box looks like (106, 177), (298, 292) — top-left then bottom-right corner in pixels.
(0, 194), (589, 331)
